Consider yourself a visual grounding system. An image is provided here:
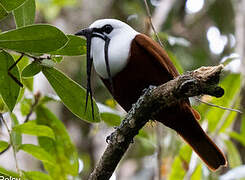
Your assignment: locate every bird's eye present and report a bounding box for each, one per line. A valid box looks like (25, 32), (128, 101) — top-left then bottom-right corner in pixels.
(102, 24), (113, 34)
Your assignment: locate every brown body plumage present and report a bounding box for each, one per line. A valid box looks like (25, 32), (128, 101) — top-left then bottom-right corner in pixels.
(102, 34), (226, 170)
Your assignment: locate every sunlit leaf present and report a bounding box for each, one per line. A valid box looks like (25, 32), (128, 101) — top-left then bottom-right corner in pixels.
(0, 97), (8, 113)
(190, 164), (202, 180)
(36, 105), (79, 177)
(13, 121), (55, 140)
(22, 61), (41, 77)
(19, 144), (56, 165)
(22, 78), (33, 91)
(20, 98), (31, 116)
(0, 24), (68, 53)
(224, 140), (242, 168)
(219, 111), (237, 133)
(101, 112), (121, 126)
(167, 50), (184, 74)
(51, 56), (63, 63)
(10, 113), (22, 151)
(39, 94), (60, 105)
(168, 145), (191, 180)
(0, 166), (20, 178)
(23, 171), (52, 180)
(168, 156), (186, 180)
(49, 35), (86, 56)
(0, 140), (9, 153)
(201, 74), (241, 132)
(229, 132), (245, 146)
(240, 114), (245, 136)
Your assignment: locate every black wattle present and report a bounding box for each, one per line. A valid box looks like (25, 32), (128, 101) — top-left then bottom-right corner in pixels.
(104, 36), (114, 96)
(85, 33), (95, 120)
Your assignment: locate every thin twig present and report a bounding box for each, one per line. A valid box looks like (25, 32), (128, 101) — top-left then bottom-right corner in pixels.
(213, 92), (241, 137)
(195, 97), (243, 114)
(24, 92), (41, 123)
(8, 54), (24, 87)
(0, 114), (21, 176)
(8, 54), (24, 71)
(143, 0), (164, 47)
(17, 51), (51, 61)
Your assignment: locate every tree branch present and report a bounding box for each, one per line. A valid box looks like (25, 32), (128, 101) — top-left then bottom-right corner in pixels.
(89, 65), (224, 180)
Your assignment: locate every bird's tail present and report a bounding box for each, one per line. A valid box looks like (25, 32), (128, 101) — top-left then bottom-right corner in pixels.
(177, 119), (227, 171)
(158, 104), (227, 171)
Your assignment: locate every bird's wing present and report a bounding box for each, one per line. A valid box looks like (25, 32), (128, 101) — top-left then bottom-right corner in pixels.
(134, 33), (201, 121)
(134, 34), (179, 78)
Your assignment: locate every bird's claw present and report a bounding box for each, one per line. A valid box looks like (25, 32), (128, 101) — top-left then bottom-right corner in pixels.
(106, 132), (116, 143)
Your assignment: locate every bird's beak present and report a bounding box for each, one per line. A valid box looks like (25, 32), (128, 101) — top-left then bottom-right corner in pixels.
(75, 28), (94, 37)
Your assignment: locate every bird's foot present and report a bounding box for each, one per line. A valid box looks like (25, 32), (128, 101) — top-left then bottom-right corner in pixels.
(106, 131), (117, 143)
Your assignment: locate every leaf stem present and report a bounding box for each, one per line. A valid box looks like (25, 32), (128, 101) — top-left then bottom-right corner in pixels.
(195, 97), (242, 113)
(24, 92), (41, 123)
(143, 0), (164, 48)
(0, 113), (21, 176)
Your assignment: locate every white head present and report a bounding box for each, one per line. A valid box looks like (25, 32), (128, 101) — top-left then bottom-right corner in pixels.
(76, 19), (139, 78)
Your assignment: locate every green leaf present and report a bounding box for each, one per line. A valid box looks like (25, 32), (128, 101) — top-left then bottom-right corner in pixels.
(0, 140), (9, 153)
(39, 94), (60, 105)
(22, 77), (33, 91)
(0, 166), (20, 178)
(19, 144), (56, 165)
(49, 35), (86, 56)
(36, 105), (79, 177)
(101, 112), (122, 126)
(229, 132), (245, 146)
(20, 98), (32, 116)
(0, 4), (7, 20)
(23, 171), (52, 180)
(41, 59), (56, 68)
(12, 53), (30, 72)
(167, 50), (184, 74)
(16, 86), (25, 103)
(42, 67), (100, 123)
(0, 0), (27, 12)
(10, 113), (22, 151)
(219, 111), (237, 133)
(0, 24), (68, 53)
(13, 121), (55, 139)
(241, 114), (245, 136)
(13, 0), (36, 28)
(0, 96), (8, 113)
(200, 74), (241, 132)
(52, 56), (63, 63)
(190, 164), (202, 180)
(168, 157), (186, 180)
(224, 140), (242, 168)
(0, 50), (20, 111)
(168, 145), (191, 180)
(22, 61), (41, 77)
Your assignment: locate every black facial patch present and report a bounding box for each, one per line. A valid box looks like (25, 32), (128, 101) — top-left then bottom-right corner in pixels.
(102, 24), (113, 34)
